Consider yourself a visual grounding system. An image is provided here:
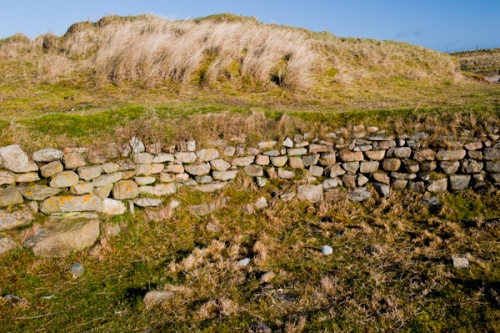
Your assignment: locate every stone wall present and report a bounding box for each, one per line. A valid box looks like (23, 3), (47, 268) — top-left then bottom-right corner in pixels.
(1, 125), (499, 256)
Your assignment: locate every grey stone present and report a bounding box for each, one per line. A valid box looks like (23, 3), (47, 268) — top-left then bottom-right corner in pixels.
(319, 152), (336, 166)
(210, 159), (231, 172)
(70, 262), (85, 278)
(309, 144), (331, 154)
(277, 168), (295, 179)
(452, 257), (469, 269)
(255, 177), (267, 187)
(360, 161), (379, 173)
(297, 184), (323, 203)
(393, 147), (412, 158)
(0, 207), (33, 231)
(357, 174), (369, 186)
(212, 171), (238, 181)
(245, 164), (264, 177)
(427, 178), (448, 193)
(0, 171), (15, 186)
(185, 163), (211, 176)
(485, 161), (500, 173)
(283, 137), (294, 148)
(484, 148), (500, 160)
(194, 182), (227, 193)
(197, 148), (220, 162)
(112, 181), (139, 200)
(270, 156), (288, 167)
(223, 146), (236, 157)
(100, 198), (126, 215)
(70, 183), (94, 195)
(322, 178), (338, 190)
(0, 145), (38, 173)
(342, 162), (360, 174)
(382, 158), (401, 171)
(255, 155), (270, 165)
(135, 176), (156, 186)
(436, 150), (466, 161)
(373, 173), (390, 184)
(15, 172), (40, 183)
(347, 187), (371, 202)
(174, 152), (197, 163)
(140, 183), (176, 196)
(40, 194), (103, 213)
(63, 153), (86, 169)
(100, 163), (118, 174)
(288, 148), (308, 156)
(439, 161), (460, 174)
(135, 164), (153, 176)
(342, 174), (357, 188)
(403, 160), (420, 173)
(133, 198), (163, 207)
(133, 152), (153, 164)
(40, 161), (64, 178)
(143, 290), (175, 309)
(92, 172), (123, 187)
(420, 161), (437, 172)
(94, 183), (113, 200)
(130, 137), (145, 154)
(152, 154), (174, 164)
(302, 154), (320, 167)
(413, 149), (436, 162)
(462, 160), (484, 173)
(77, 165), (103, 181)
(33, 148), (63, 162)
(373, 183), (390, 197)
(195, 175), (213, 184)
(190, 203), (218, 216)
(166, 164), (184, 174)
(328, 164), (346, 178)
(0, 187), (23, 207)
(391, 179), (408, 189)
(232, 156), (255, 166)
(23, 218), (100, 257)
(309, 165), (324, 177)
(407, 181), (425, 193)
(365, 150), (385, 161)
(263, 150), (280, 157)
(321, 245), (333, 255)
(255, 197), (268, 210)
(449, 175), (471, 192)
(289, 157), (304, 168)
(0, 236), (17, 256)
(339, 151), (364, 162)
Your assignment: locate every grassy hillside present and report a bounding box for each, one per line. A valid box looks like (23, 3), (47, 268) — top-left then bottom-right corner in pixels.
(452, 48), (500, 75)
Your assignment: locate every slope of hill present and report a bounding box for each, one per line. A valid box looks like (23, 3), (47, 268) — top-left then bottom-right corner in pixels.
(2, 13), (490, 115)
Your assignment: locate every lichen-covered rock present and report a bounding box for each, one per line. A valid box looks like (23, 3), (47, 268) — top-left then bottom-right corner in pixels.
(0, 187), (23, 207)
(50, 171), (79, 188)
(102, 162), (120, 174)
(197, 148), (220, 162)
(19, 185), (62, 201)
(15, 172), (40, 183)
(40, 161), (64, 178)
(449, 175), (471, 192)
(92, 172), (123, 187)
(134, 176), (156, 185)
(33, 148), (63, 162)
(94, 183), (113, 200)
(0, 145), (38, 173)
(23, 218), (100, 257)
(113, 181), (139, 200)
(297, 185), (323, 203)
(0, 207), (33, 231)
(70, 183), (94, 195)
(40, 194), (103, 213)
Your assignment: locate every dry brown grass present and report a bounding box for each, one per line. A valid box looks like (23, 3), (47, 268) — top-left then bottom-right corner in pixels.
(0, 14), (464, 95)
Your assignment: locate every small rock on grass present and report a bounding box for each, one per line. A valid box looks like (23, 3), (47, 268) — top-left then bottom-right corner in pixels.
(238, 258), (251, 266)
(143, 290), (175, 309)
(321, 245), (333, 255)
(260, 271), (276, 282)
(250, 322), (272, 333)
(70, 262), (84, 278)
(452, 257), (469, 269)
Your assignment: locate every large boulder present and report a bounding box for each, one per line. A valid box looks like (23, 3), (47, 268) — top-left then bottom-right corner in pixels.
(40, 194), (103, 213)
(23, 218), (100, 257)
(0, 145), (38, 173)
(0, 187), (23, 207)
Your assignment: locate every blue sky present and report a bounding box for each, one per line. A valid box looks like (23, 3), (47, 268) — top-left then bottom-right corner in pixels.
(0, 0), (498, 53)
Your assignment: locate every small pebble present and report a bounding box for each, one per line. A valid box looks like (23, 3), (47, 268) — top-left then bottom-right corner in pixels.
(260, 271), (276, 282)
(70, 262), (85, 278)
(321, 245), (333, 255)
(452, 257), (469, 269)
(238, 258), (251, 266)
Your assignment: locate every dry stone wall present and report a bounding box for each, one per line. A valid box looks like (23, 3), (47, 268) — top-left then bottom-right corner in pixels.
(1, 125), (499, 256)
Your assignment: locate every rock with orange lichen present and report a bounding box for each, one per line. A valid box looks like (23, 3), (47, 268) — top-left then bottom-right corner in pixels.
(40, 194), (103, 213)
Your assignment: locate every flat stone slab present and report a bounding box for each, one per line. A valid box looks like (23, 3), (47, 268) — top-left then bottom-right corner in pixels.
(19, 185), (62, 201)
(0, 145), (38, 173)
(0, 207), (34, 231)
(0, 171), (16, 186)
(33, 148), (63, 162)
(40, 194), (103, 213)
(23, 218), (100, 257)
(133, 198), (163, 207)
(0, 187), (24, 207)
(212, 171), (238, 181)
(194, 182), (227, 193)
